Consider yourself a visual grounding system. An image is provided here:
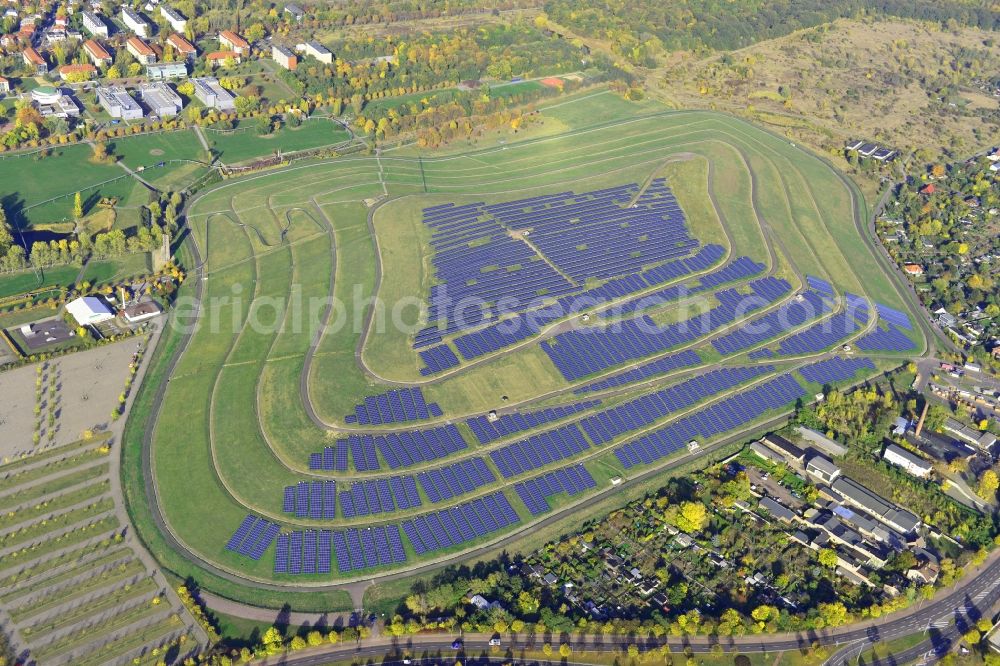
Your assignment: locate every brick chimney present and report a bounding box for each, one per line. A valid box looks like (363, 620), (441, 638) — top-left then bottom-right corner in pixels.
(915, 401), (929, 437)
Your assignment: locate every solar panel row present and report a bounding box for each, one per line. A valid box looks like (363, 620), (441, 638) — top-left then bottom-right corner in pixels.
(798, 357), (876, 384)
(419, 344), (461, 375)
(417, 457), (496, 503)
(615, 373), (806, 469)
(330, 525), (407, 573)
(543, 277), (791, 381)
(711, 290), (828, 356)
(346, 387), (440, 425)
(490, 423), (590, 479)
(578, 365), (776, 446)
(340, 476), (422, 518)
(282, 480), (337, 519)
(805, 275), (834, 297)
(225, 514), (279, 561)
(401, 491), (519, 555)
(776, 310), (860, 356)
(874, 302), (913, 330)
(274, 529), (334, 575)
(573, 349), (701, 394)
(466, 400), (600, 444)
(308, 424), (468, 471)
(514, 463), (597, 515)
(854, 324), (916, 352)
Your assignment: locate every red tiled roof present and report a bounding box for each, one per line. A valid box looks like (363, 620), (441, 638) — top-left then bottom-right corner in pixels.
(207, 49), (239, 60)
(219, 30), (248, 48)
(127, 36), (155, 56)
(167, 32), (195, 53)
(83, 38), (110, 59)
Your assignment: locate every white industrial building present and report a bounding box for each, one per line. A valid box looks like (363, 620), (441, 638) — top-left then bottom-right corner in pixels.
(139, 81), (182, 117)
(146, 61), (187, 80)
(96, 85), (144, 120)
(192, 77), (235, 111)
(882, 444), (932, 479)
(66, 297), (115, 326)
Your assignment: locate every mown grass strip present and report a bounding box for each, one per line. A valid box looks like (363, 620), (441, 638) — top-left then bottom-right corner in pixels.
(0, 498), (114, 548)
(10, 557), (147, 622)
(0, 463), (109, 511)
(0, 514), (119, 572)
(0, 480), (109, 531)
(21, 577), (158, 640)
(71, 616), (185, 666)
(1, 546), (132, 602)
(0, 435), (109, 474)
(31, 599), (170, 662)
(0, 449), (107, 493)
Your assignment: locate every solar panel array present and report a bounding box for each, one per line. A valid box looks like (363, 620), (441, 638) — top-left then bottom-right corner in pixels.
(854, 324), (916, 352)
(875, 302), (913, 330)
(225, 514), (280, 561)
(401, 491), (519, 555)
(806, 275), (834, 297)
(449, 245), (726, 364)
(798, 357), (876, 384)
(419, 344), (461, 376)
(331, 525), (408, 572)
(514, 463), (597, 515)
(775, 310), (860, 355)
(467, 400), (600, 444)
(711, 289), (827, 355)
(308, 424), (468, 471)
(274, 530), (334, 575)
(844, 293), (870, 323)
(340, 476), (422, 518)
(543, 277), (790, 381)
(574, 349), (702, 394)
(748, 348), (773, 359)
(345, 388), (441, 425)
(612, 255), (764, 317)
(417, 457), (496, 502)
(579, 365), (776, 446)
(283, 480), (336, 519)
(490, 423), (590, 478)
(615, 373), (806, 469)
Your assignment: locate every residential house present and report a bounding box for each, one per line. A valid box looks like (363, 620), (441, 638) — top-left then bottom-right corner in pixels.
(206, 50), (240, 66)
(218, 29), (248, 54)
(166, 32), (195, 60)
(805, 454), (841, 484)
(871, 147), (895, 161)
(903, 263), (924, 276)
(191, 76), (235, 110)
(919, 183), (936, 195)
(146, 61), (186, 79)
(82, 38), (111, 66)
(882, 444), (932, 479)
(96, 85), (143, 120)
(80, 9), (108, 37)
(58, 63), (96, 80)
(271, 43), (296, 70)
(121, 7), (150, 38)
(126, 36), (156, 64)
(284, 3), (304, 21)
(22, 46), (47, 73)
(122, 300), (163, 323)
(758, 496), (795, 522)
(138, 81), (181, 117)
(0, 76), (9, 94)
(858, 143), (879, 157)
(159, 5), (186, 31)
(296, 39), (331, 63)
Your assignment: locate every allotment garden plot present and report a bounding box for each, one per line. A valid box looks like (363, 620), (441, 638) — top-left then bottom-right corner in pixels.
(146, 105), (924, 593)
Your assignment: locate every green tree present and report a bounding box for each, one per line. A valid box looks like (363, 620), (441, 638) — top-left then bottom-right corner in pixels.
(73, 191), (83, 220)
(818, 548), (838, 568)
(977, 470), (998, 500)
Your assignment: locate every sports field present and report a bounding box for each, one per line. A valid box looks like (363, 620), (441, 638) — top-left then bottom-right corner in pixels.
(130, 90), (923, 609)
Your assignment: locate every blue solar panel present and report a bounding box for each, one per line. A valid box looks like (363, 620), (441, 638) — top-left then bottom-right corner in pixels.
(799, 357), (876, 384)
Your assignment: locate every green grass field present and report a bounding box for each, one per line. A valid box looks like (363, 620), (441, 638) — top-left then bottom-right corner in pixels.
(127, 89), (919, 608)
(206, 118), (352, 165)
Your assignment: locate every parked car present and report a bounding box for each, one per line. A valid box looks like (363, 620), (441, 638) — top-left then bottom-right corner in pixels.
(489, 638), (502, 646)
(451, 639), (463, 650)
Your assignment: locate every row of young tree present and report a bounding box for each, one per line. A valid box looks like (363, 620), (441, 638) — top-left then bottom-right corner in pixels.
(0, 191), (182, 274)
